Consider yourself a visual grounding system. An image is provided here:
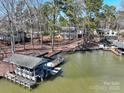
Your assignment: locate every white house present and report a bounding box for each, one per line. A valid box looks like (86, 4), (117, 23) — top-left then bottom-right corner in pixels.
(96, 28), (118, 40)
(104, 30), (118, 40)
(104, 30), (117, 36)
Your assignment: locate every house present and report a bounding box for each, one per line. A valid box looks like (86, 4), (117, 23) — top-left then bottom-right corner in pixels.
(0, 31), (29, 45)
(96, 28), (118, 40)
(104, 30), (118, 40)
(3, 53), (64, 88)
(118, 11), (124, 30)
(3, 54), (48, 81)
(96, 28), (108, 37)
(60, 27), (77, 39)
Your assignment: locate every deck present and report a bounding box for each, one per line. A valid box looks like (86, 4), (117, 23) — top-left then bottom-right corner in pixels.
(46, 57), (64, 68)
(52, 58), (64, 67)
(5, 72), (36, 88)
(112, 41), (124, 49)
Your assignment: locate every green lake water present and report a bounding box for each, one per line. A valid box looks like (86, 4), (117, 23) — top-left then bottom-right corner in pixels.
(0, 51), (124, 93)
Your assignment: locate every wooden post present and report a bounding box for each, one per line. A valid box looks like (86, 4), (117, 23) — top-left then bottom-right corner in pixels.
(24, 67), (26, 79)
(41, 77), (43, 81)
(29, 68), (31, 80)
(33, 68), (36, 82)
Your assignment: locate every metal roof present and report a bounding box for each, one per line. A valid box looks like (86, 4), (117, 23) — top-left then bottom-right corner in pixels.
(3, 54), (47, 69)
(96, 28), (109, 32)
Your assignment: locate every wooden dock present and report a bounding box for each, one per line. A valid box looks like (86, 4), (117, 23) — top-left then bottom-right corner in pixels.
(103, 47), (122, 56)
(4, 72), (36, 88)
(46, 57), (64, 68)
(46, 51), (62, 58)
(52, 58), (64, 67)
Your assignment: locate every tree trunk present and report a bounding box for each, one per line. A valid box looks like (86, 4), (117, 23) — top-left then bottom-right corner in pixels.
(75, 25), (78, 40)
(10, 21), (15, 54)
(22, 32), (25, 50)
(69, 29), (70, 40)
(30, 23), (34, 49)
(51, 31), (54, 52)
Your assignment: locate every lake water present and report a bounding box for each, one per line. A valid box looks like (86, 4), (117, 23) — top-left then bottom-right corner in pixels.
(0, 51), (124, 93)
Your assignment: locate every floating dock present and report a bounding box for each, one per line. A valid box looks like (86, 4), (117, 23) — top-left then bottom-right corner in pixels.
(46, 58), (64, 68)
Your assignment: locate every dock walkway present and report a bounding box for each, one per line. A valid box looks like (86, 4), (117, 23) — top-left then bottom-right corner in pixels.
(103, 47), (121, 56)
(51, 58), (64, 67)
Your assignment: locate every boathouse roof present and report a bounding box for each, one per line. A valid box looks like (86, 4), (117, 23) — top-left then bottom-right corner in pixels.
(3, 54), (47, 69)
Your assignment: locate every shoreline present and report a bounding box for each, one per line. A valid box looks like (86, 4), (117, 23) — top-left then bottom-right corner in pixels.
(0, 39), (122, 79)
(0, 39), (122, 60)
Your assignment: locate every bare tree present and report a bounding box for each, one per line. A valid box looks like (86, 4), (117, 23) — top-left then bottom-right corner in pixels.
(28, 0), (44, 47)
(0, 0), (17, 53)
(16, 0), (26, 49)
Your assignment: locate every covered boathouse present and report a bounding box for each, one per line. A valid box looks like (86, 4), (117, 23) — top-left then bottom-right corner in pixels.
(3, 54), (48, 88)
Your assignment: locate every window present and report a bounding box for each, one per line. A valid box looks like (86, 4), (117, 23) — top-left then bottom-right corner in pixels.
(112, 32), (114, 35)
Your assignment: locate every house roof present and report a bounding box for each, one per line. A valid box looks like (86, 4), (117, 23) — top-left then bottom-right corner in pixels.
(96, 28), (109, 32)
(3, 54), (47, 69)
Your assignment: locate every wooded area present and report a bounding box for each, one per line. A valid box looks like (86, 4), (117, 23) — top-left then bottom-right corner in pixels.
(0, 0), (123, 53)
